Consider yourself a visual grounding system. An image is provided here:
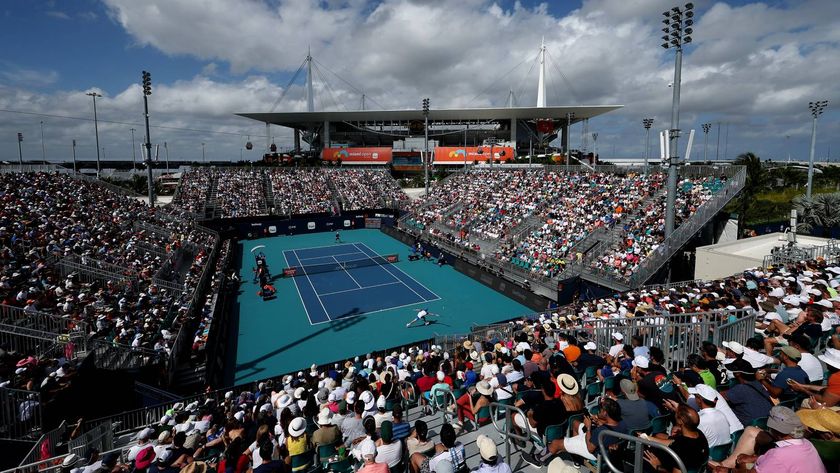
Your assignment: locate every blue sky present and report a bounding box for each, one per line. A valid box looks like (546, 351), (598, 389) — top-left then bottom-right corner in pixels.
(1, 0), (838, 163)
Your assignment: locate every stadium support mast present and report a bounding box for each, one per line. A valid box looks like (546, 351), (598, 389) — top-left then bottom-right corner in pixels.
(306, 46), (315, 113)
(537, 38), (547, 108)
(141, 71), (155, 206)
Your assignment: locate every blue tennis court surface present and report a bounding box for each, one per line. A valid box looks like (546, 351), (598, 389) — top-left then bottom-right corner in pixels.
(234, 229), (533, 384)
(283, 243), (439, 324)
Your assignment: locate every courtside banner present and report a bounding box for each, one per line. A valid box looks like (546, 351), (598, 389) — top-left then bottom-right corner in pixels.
(321, 147), (393, 163)
(433, 146), (515, 163)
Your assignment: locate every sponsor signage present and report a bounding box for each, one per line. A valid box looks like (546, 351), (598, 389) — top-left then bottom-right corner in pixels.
(321, 147), (393, 163)
(433, 146), (515, 163)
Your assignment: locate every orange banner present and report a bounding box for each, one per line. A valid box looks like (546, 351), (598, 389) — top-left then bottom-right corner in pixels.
(321, 147), (392, 163)
(434, 146), (515, 163)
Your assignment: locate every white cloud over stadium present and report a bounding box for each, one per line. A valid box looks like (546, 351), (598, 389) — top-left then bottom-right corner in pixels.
(1, 0), (839, 163)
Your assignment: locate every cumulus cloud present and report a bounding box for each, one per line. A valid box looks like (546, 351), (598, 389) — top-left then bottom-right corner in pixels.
(2, 0), (840, 163)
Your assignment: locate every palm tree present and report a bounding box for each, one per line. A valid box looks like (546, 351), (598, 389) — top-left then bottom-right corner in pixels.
(734, 152), (769, 238)
(817, 166), (840, 192)
(770, 166), (806, 190)
(792, 193), (840, 237)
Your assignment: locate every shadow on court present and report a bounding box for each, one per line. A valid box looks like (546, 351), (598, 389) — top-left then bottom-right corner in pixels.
(234, 308), (367, 383)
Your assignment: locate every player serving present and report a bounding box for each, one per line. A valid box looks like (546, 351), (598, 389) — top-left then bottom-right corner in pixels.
(406, 308), (437, 327)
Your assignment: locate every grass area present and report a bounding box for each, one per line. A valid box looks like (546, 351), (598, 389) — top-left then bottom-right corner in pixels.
(741, 186), (838, 225)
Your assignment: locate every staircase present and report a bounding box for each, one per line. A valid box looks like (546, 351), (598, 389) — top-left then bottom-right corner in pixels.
(325, 176), (343, 215)
(263, 172), (275, 215)
(204, 172), (219, 220)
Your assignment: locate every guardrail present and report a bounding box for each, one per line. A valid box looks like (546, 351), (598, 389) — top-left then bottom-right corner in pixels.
(0, 387), (43, 439)
(19, 421), (66, 466)
(0, 304), (88, 339)
(762, 239), (840, 267)
(489, 402), (530, 468)
(596, 430), (689, 473)
(68, 420), (113, 458)
(57, 254), (138, 292)
(0, 323), (86, 360)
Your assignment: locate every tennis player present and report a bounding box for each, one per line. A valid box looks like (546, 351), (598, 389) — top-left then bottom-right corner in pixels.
(335, 231), (341, 244)
(406, 308), (434, 327)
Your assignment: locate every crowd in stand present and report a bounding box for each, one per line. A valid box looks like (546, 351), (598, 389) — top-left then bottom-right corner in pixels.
(493, 172), (665, 278)
(592, 176), (727, 279)
(174, 170), (214, 216)
(330, 170), (410, 211)
(269, 170), (335, 216)
(217, 170), (267, 218)
(89, 259), (840, 473)
(0, 172), (216, 399)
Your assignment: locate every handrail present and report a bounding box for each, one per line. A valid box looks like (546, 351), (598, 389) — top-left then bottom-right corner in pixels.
(489, 402), (530, 468)
(596, 430), (688, 473)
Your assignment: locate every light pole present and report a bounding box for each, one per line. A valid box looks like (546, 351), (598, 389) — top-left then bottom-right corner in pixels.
(660, 2), (694, 237)
(566, 112), (575, 171)
(164, 141), (169, 173)
(40, 121), (46, 161)
(72, 139), (77, 173)
(643, 118), (654, 174)
(806, 100), (828, 199)
(422, 98), (430, 195)
(202, 142), (206, 164)
(16, 132), (23, 165)
(130, 128), (137, 172)
(701, 123), (711, 162)
(86, 92), (102, 178)
(592, 133), (598, 159)
(141, 71), (155, 206)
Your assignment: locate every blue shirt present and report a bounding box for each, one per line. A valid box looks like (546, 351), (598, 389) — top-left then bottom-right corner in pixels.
(725, 381), (773, 427)
(773, 365), (809, 399)
(391, 421), (410, 441)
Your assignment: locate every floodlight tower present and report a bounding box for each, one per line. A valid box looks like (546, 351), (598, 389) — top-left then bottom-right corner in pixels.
(806, 100), (828, 198)
(660, 2), (694, 237)
(422, 98), (430, 196)
(643, 118), (654, 174)
(141, 71), (155, 206)
(86, 91), (102, 177)
(701, 123), (711, 162)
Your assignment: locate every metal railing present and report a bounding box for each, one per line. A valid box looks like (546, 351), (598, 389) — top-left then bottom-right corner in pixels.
(19, 421), (66, 466)
(762, 239), (840, 267)
(0, 387), (43, 439)
(67, 420), (113, 458)
(0, 323), (87, 359)
(597, 430), (688, 473)
(57, 254), (138, 291)
(0, 304), (88, 338)
(489, 403), (530, 468)
(642, 278), (707, 291)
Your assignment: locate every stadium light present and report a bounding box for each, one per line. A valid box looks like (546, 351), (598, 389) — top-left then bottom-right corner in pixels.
(85, 91), (102, 177)
(422, 98), (430, 196)
(701, 123), (711, 162)
(643, 118), (654, 175)
(806, 100), (829, 198)
(141, 71), (155, 206)
(660, 2), (695, 237)
(17, 132), (23, 165)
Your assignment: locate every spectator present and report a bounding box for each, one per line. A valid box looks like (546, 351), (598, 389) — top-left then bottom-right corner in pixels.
(642, 404), (709, 473)
(756, 346), (808, 401)
(357, 440), (389, 473)
(409, 423), (465, 473)
(473, 434), (512, 473)
(406, 420), (434, 456)
(610, 379), (653, 432)
(374, 421), (402, 468)
(311, 409), (340, 449)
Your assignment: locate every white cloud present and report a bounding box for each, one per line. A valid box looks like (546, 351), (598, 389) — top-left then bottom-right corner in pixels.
(2, 0), (840, 163)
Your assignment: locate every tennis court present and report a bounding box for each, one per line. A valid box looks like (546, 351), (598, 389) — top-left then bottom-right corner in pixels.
(234, 229), (533, 384)
(282, 243), (439, 324)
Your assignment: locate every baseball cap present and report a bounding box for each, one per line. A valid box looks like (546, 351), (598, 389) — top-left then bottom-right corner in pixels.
(632, 355), (650, 369)
(724, 358), (755, 375)
(690, 384), (718, 402)
(476, 434), (497, 462)
(611, 332), (624, 341)
(780, 346), (801, 361)
(722, 341), (744, 355)
(619, 379), (639, 401)
(766, 406), (803, 434)
(583, 342), (597, 351)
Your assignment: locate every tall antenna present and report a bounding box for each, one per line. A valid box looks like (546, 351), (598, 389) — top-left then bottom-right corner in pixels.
(506, 89), (516, 108)
(306, 46), (315, 112)
(537, 38), (547, 107)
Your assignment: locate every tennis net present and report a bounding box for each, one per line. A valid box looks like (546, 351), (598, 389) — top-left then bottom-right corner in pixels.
(283, 254), (399, 277)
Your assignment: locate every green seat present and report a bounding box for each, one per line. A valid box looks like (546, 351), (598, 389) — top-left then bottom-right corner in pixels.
(544, 423), (566, 443)
(650, 414), (670, 435)
(585, 381), (602, 405)
(452, 388), (466, 400)
(584, 366), (598, 384)
(566, 413), (585, 437)
(731, 430), (743, 448)
(603, 376), (619, 394)
(751, 417), (768, 429)
(812, 439), (840, 469)
(317, 442), (338, 467)
(290, 450), (314, 472)
(327, 457), (352, 473)
(709, 443), (732, 462)
(476, 405), (491, 426)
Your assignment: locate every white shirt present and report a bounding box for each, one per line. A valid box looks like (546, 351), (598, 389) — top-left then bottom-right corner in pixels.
(608, 343), (623, 359)
(695, 395), (743, 434)
(799, 353), (823, 382)
(375, 440), (403, 467)
(698, 407), (732, 447)
(743, 347), (775, 369)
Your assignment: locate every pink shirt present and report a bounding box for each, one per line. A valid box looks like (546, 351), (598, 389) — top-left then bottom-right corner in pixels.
(755, 439), (827, 473)
(357, 462), (390, 473)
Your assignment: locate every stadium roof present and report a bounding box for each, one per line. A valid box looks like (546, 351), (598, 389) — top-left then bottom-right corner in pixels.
(237, 105), (623, 128)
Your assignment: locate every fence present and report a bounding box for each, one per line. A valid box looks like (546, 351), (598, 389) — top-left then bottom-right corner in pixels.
(67, 420), (113, 458)
(57, 254), (138, 292)
(0, 323), (86, 360)
(762, 239), (840, 267)
(18, 421), (66, 467)
(0, 304), (87, 339)
(0, 388), (43, 440)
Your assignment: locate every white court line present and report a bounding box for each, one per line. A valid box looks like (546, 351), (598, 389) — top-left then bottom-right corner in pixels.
(291, 242), (359, 252)
(297, 251), (365, 261)
(292, 249), (332, 323)
(282, 250), (313, 325)
(317, 281), (402, 297)
(354, 243), (441, 302)
(332, 256), (362, 289)
(351, 243), (440, 302)
(307, 299), (431, 326)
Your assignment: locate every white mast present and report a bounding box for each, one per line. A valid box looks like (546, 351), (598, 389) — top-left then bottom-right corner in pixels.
(537, 37), (547, 108)
(306, 46), (315, 112)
